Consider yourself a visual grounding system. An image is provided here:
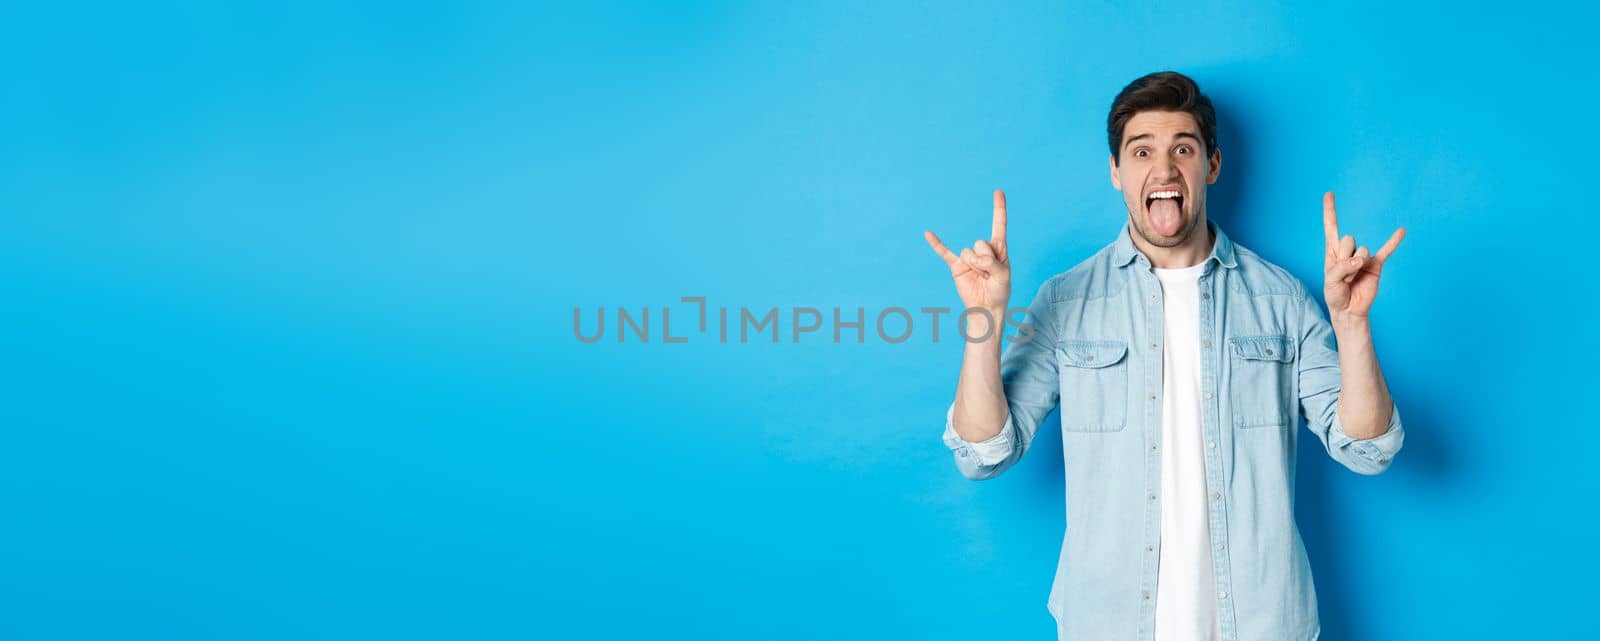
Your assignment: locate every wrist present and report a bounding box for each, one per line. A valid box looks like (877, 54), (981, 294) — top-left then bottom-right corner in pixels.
(1330, 313), (1371, 336)
(959, 305), (1009, 347)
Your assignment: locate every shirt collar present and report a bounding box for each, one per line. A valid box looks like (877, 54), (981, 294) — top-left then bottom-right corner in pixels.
(1111, 218), (1238, 270)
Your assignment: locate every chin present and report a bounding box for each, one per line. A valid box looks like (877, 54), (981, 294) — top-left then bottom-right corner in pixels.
(1133, 213), (1195, 247)
(1145, 233), (1187, 248)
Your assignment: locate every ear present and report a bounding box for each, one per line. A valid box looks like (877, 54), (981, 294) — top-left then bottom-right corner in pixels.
(1207, 147), (1222, 184)
(1109, 154), (1122, 190)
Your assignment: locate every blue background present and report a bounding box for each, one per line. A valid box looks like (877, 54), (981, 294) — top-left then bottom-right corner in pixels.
(1, 1), (1593, 639)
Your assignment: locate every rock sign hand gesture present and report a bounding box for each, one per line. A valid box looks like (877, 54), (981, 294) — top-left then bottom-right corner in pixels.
(924, 190), (1011, 316)
(1323, 191), (1406, 322)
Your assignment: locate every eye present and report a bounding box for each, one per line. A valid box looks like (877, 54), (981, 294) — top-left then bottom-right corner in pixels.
(1176, 145), (1192, 155)
(1135, 148), (1149, 158)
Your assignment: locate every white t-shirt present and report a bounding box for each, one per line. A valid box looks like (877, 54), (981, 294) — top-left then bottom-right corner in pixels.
(1152, 262), (1221, 641)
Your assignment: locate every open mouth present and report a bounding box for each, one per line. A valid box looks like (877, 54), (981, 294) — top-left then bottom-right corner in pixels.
(1144, 188), (1185, 236)
(1145, 190), (1183, 212)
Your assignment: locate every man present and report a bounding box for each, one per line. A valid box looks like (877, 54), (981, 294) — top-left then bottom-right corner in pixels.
(923, 71), (1406, 641)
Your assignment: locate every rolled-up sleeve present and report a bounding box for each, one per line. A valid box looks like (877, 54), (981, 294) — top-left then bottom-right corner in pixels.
(940, 280), (1062, 481)
(1322, 400), (1404, 475)
(943, 403), (1019, 476)
(1295, 284), (1406, 476)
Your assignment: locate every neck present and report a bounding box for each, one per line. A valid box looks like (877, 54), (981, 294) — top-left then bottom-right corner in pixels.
(1132, 216), (1215, 269)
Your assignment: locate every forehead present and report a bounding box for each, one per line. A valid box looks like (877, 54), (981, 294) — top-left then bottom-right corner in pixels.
(1122, 110), (1200, 144)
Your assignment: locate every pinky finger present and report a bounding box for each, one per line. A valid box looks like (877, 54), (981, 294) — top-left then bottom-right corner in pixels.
(925, 231), (959, 265)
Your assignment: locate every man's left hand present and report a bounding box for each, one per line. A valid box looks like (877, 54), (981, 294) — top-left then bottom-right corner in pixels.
(1322, 191), (1405, 326)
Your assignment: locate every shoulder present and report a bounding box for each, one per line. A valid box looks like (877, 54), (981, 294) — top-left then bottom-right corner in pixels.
(1228, 242), (1310, 299)
(1036, 242), (1125, 303)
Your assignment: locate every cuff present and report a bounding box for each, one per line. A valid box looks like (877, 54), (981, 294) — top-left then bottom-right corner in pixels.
(1329, 402), (1405, 471)
(941, 402), (1015, 467)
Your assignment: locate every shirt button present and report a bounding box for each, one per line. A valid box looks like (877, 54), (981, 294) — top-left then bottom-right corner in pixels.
(1142, 591), (1151, 600)
(1149, 392), (1157, 400)
(1149, 494), (1158, 502)
(1150, 342), (1158, 350)
(1146, 544), (1154, 552)
(1265, 348), (1274, 356)
(1211, 491), (1221, 500)
(1151, 294), (1158, 301)
(1204, 392), (1213, 400)
(1150, 443), (1159, 451)
(1215, 542), (1224, 550)
(1207, 441), (1216, 449)
(1219, 591), (1228, 600)
(1202, 339), (1212, 348)
(1202, 293), (1211, 300)
(1086, 355), (1094, 362)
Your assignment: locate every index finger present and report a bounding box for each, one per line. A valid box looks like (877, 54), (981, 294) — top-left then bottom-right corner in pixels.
(991, 189), (1007, 244)
(1322, 191), (1339, 255)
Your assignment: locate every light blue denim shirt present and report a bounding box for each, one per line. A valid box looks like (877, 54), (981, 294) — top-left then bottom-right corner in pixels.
(941, 219), (1404, 641)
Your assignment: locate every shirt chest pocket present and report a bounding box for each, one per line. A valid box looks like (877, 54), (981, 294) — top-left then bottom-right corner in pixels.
(1228, 334), (1295, 429)
(1056, 340), (1129, 432)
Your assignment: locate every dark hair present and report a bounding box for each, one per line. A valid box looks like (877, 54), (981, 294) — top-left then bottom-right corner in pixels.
(1107, 71), (1218, 165)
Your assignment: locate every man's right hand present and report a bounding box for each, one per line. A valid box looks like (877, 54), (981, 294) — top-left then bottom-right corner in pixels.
(924, 189), (1012, 321)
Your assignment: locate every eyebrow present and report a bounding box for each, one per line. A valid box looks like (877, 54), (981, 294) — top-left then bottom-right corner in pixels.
(1124, 131), (1202, 150)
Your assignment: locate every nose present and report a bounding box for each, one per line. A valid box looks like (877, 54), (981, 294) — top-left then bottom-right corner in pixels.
(1153, 153), (1178, 178)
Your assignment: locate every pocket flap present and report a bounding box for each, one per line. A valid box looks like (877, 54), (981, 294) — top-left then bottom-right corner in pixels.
(1229, 335), (1292, 362)
(1058, 340), (1128, 369)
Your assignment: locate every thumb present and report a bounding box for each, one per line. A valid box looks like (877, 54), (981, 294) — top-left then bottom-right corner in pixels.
(1327, 255), (1365, 284)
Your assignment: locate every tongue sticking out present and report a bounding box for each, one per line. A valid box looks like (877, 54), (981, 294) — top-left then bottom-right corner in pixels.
(1148, 198), (1182, 236)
